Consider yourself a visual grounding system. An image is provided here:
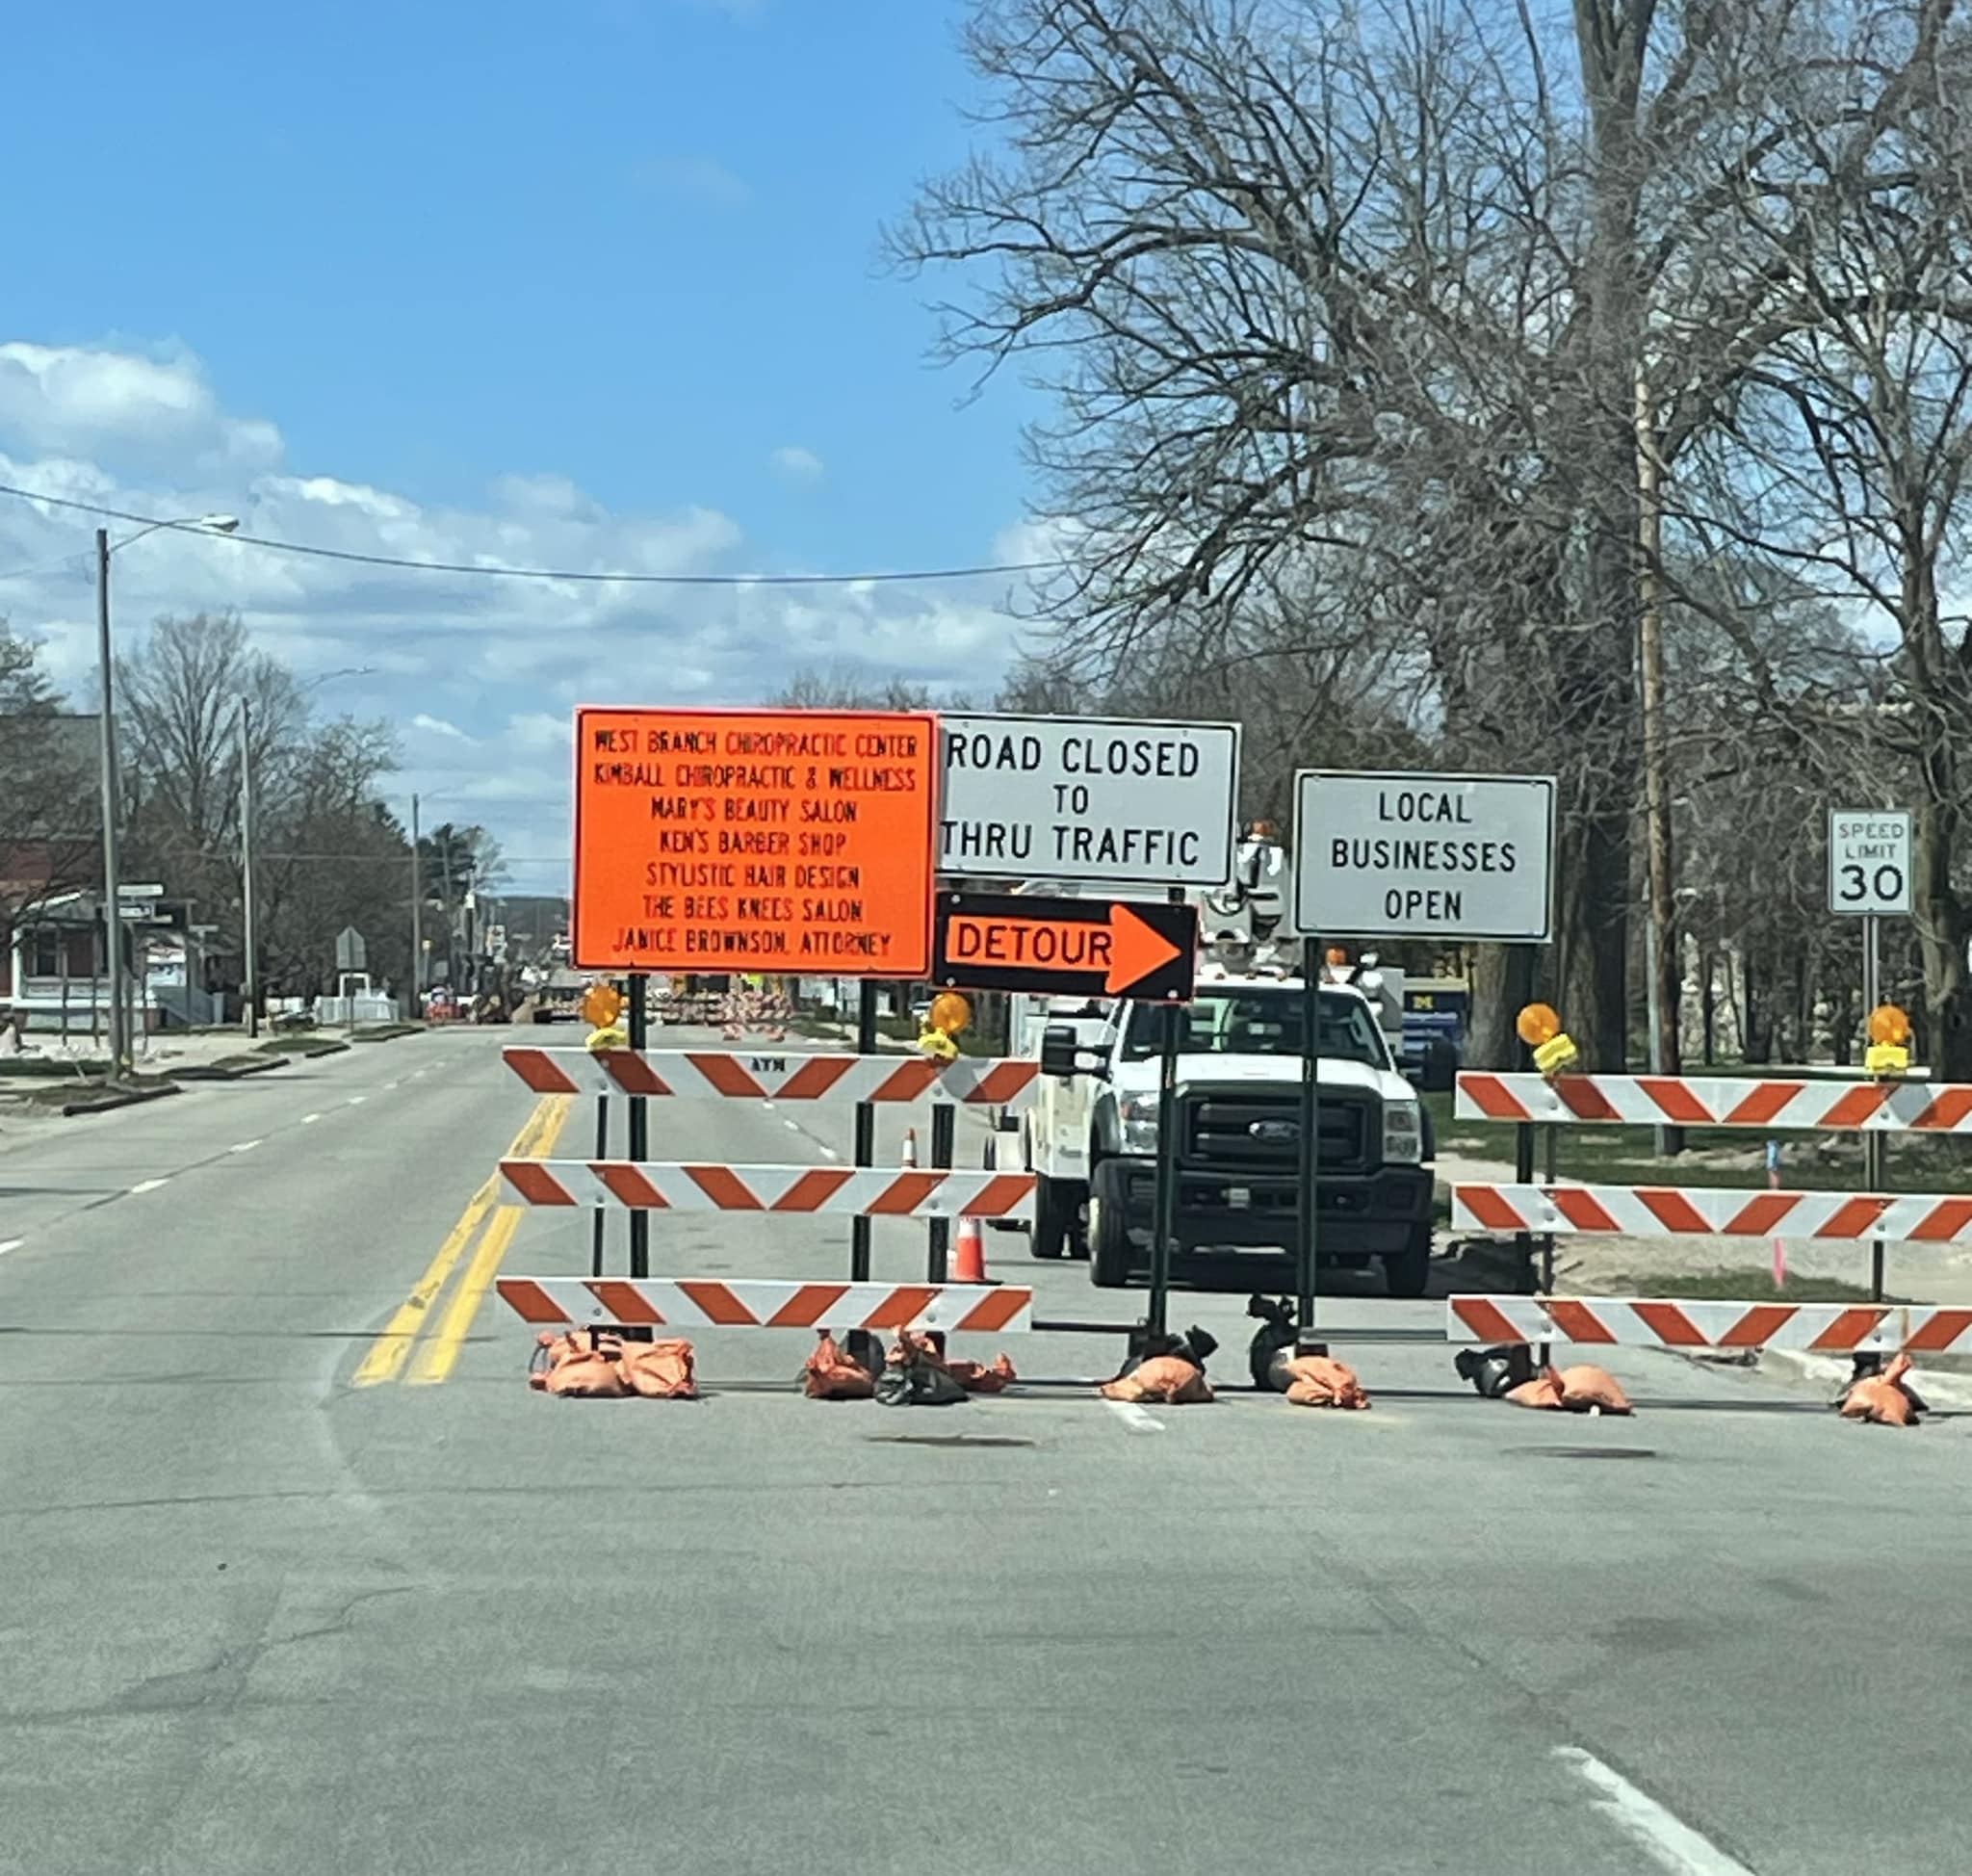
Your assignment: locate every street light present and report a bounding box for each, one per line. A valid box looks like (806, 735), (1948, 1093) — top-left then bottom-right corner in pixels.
(95, 513), (240, 1073)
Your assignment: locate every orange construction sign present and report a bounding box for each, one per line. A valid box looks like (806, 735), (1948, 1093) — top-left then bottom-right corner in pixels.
(572, 706), (939, 977)
(932, 890), (1197, 1001)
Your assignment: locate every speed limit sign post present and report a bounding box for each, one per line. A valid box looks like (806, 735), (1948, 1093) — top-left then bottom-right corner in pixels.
(1829, 809), (1912, 919)
(1829, 807), (1912, 1323)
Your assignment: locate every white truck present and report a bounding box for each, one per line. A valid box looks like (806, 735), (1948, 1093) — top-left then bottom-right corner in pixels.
(984, 834), (1441, 1295)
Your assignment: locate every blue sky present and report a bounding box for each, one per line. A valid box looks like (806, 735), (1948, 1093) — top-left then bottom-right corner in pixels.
(0, 0), (1051, 888)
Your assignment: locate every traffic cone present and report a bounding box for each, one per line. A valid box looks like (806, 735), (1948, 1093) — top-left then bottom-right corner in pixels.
(953, 1212), (992, 1285)
(902, 1127), (918, 1169)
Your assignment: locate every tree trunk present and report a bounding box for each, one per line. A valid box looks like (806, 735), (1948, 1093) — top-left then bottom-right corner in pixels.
(1743, 951), (1774, 1064)
(1700, 950), (1716, 1065)
(1559, 801), (1633, 1070)
(1912, 795), (1972, 1080)
(1466, 944), (1537, 1067)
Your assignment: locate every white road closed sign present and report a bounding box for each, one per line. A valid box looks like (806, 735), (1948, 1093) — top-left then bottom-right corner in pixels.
(938, 714), (1240, 886)
(1290, 769), (1556, 941)
(1829, 808), (1912, 917)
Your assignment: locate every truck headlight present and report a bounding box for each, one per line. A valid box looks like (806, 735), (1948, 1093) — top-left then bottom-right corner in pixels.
(1381, 1097), (1423, 1164)
(1117, 1092), (1160, 1155)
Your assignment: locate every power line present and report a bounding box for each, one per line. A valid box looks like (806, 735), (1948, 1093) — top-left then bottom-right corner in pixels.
(0, 480), (1064, 588)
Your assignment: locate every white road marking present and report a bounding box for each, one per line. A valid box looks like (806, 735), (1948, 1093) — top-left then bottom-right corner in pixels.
(784, 1117), (800, 1131)
(347, 1095), (366, 1106)
(820, 1146), (840, 1159)
(1554, 1747), (1752, 1875)
(130, 1178), (169, 1194)
(229, 1138), (263, 1155)
(383, 1080), (400, 1090)
(302, 1112), (322, 1124)
(762, 1099), (775, 1109)
(0, 1238), (22, 1257)
(1103, 1399), (1166, 1436)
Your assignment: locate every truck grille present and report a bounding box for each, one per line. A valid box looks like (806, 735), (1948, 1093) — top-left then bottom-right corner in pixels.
(1181, 1087), (1371, 1173)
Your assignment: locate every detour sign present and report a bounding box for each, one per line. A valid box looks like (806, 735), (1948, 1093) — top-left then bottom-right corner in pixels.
(572, 706), (938, 977)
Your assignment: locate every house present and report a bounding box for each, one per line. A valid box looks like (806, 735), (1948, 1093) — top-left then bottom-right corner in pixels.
(0, 891), (227, 1035)
(0, 712), (235, 1033)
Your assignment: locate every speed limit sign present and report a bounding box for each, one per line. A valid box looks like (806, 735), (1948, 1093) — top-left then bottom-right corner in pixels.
(1828, 809), (1912, 917)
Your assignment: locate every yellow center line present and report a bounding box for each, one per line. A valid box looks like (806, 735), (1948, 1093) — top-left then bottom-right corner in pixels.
(408, 1093), (575, 1387)
(350, 1095), (558, 1388)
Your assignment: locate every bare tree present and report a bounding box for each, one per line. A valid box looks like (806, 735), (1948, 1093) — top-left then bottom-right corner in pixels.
(117, 612), (405, 1003)
(0, 621), (93, 957)
(1668, 0), (1972, 1072)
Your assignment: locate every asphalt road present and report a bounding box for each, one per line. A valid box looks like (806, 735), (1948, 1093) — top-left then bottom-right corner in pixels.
(5, 1023), (1972, 1875)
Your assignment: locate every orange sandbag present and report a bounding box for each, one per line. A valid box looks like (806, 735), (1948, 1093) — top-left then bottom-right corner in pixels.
(1101, 1355), (1213, 1404)
(1557, 1364), (1632, 1415)
(1281, 1353), (1371, 1410)
(530, 1330), (632, 1398)
(947, 1354), (1017, 1394)
(619, 1337), (700, 1400)
(803, 1331), (875, 1400)
(1505, 1369), (1566, 1411)
(1841, 1352), (1920, 1426)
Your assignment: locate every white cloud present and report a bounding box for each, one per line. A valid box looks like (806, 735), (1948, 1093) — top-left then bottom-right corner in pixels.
(0, 342), (284, 473)
(634, 154), (751, 207)
(770, 445), (824, 482)
(0, 336), (1035, 899)
(411, 713), (472, 741)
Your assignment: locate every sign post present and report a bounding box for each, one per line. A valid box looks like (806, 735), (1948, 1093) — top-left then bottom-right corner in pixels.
(939, 714), (1239, 884)
(1291, 771), (1558, 1335)
(573, 707), (940, 1284)
(933, 886), (1200, 1336)
(1829, 807), (1912, 1312)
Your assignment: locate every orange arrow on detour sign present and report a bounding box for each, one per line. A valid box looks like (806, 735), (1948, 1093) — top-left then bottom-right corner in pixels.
(931, 891), (1197, 1002)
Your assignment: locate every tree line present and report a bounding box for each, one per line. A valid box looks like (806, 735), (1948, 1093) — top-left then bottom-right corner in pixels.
(868, 0), (1972, 1078)
(1, 612), (506, 1007)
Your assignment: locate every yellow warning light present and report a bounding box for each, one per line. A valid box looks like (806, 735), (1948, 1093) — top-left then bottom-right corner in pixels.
(1865, 1003), (1911, 1077)
(928, 991), (973, 1036)
(1517, 1002), (1579, 1077)
(582, 981), (623, 1029)
(1517, 1003), (1561, 1047)
(1868, 1003), (1911, 1047)
(584, 1023), (628, 1055)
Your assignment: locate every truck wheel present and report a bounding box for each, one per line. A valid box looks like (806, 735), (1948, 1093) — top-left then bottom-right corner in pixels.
(1032, 1176), (1077, 1260)
(1383, 1224), (1433, 1299)
(1088, 1160), (1134, 1289)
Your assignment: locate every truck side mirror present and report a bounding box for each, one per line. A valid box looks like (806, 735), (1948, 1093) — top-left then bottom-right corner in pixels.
(1404, 1036), (1458, 1093)
(1040, 1024), (1079, 1079)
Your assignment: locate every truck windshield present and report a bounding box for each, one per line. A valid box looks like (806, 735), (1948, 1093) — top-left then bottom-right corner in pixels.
(1120, 989), (1388, 1066)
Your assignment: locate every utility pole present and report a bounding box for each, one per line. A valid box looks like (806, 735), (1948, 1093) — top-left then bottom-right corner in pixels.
(240, 699), (260, 1038)
(1636, 365), (1682, 1155)
(94, 527), (129, 1075)
(438, 834), (455, 992)
(410, 794), (423, 1014)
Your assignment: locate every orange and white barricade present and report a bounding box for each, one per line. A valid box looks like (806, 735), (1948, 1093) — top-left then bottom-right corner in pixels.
(1454, 1183), (1972, 1245)
(503, 1045), (1039, 1109)
(1448, 1294), (1972, 1357)
(1458, 1070), (1972, 1133)
(500, 1160), (1035, 1218)
(494, 1041), (1037, 1364)
(499, 1276), (1032, 1335)
(1451, 1040), (1972, 1379)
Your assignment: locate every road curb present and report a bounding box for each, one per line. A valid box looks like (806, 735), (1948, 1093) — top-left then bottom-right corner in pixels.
(59, 1080), (183, 1118)
(1747, 1342), (1972, 1407)
(169, 1055), (287, 1082)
